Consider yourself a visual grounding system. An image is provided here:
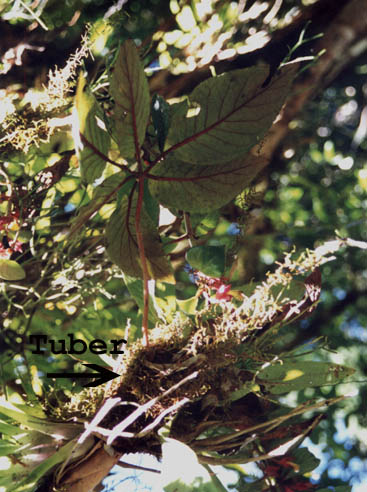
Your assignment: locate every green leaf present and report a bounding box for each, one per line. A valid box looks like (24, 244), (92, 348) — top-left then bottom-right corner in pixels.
(149, 153), (267, 212)
(92, 172), (126, 200)
(257, 361), (355, 395)
(160, 437), (224, 492)
(106, 192), (175, 283)
(0, 440), (19, 456)
(186, 245), (225, 277)
(0, 419), (24, 435)
(165, 64), (296, 165)
(75, 74), (110, 183)
(151, 94), (171, 152)
(11, 438), (87, 492)
(290, 448), (320, 475)
(155, 281), (177, 321)
(0, 260), (26, 281)
(177, 295), (198, 315)
(228, 381), (254, 402)
(109, 40), (150, 159)
(122, 274), (159, 325)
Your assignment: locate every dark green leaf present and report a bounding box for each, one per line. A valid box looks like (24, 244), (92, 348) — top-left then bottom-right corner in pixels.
(186, 245), (226, 277)
(290, 447), (320, 475)
(149, 153), (267, 212)
(109, 40), (150, 159)
(106, 192), (175, 283)
(92, 172), (126, 201)
(151, 94), (171, 152)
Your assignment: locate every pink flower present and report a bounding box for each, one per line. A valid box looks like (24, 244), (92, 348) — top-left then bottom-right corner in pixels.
(215, 283), (232, 301)
(9, 239), (23, 253)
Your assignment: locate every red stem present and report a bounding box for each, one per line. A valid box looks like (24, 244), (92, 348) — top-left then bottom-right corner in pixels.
(134, 176), (150, 346)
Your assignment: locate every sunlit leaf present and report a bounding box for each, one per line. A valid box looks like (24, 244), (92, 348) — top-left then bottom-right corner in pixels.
(257, 361), (355, 395)
(155, 281), (177, 321)
(75, 74), (110, 183)
(0, 260), (26, 281)
(109, 40), (150, 159)
(0, 440), (19, 456)
(177, 295), (198, 315)
(166, 65), (296, 165)
(122, 274), (159, 325)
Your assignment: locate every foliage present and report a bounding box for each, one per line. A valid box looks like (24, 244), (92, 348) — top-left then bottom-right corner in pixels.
(0, 1), (366, 492)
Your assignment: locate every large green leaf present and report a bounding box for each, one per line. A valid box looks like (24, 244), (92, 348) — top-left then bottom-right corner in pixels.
(257, 361), (355, 395)
(122, 274), (159, 325)
(92, 172), (126, 200)
(75, 74), (110, 184)
(106, 192), (174, 283)
(165, 65), (296, 165)
(109, 40), (150, 159)
(149, 153), (267, 212)
(186, 245), (226, 277)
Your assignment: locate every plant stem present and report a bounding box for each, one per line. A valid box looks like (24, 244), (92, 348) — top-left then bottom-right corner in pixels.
(135, 176), (150, 346)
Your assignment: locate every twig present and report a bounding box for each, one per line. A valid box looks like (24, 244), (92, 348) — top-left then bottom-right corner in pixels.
(183, 213), (195, 248)
(192, 395), (346, 449)
(18, 0), (49, 30)
(117, 460), (160, 474)
(136, 397), (190, 438)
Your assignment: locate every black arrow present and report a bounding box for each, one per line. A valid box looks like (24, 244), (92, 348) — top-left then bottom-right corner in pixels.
(47, 363), (120, 388)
